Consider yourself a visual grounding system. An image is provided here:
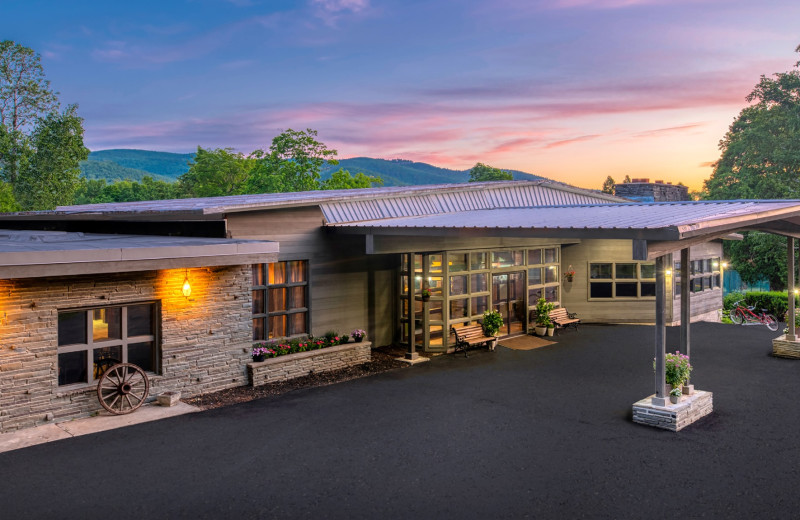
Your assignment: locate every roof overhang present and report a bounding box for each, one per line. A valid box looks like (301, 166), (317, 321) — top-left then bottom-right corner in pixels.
(0, 230), (278, 279)
(327, 200), (800, 259)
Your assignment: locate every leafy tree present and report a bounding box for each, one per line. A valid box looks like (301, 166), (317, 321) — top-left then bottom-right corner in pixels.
(321, 169), (383, 190)
(726, 232), (788, 291)
(468, 162), (513, 182)
(0, 181), (19, 211)
(74, 176), (180, 204)
(0, 41), (87, 209)
(703, 45), (800, 200)
(623, 174), (631, 183)
(601, 175), (615, 194)
(180, 146), (254, 197)
(14, 105), (88, 209)
(246, 128), (339, 193)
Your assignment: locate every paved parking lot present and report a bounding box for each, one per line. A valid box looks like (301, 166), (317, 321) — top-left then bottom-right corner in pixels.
(1, 322), (798, 519)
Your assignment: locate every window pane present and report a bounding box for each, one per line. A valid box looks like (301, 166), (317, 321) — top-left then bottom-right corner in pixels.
(128, 304), (153, 337)
(252, 290), (265, 315)
(450, 275), (467, 295)
(492, 251), (513, 268)
(289, 312), (307, 335)
(704, 259), (712, 273)
(590, 263), (612, 279)
(59, 351), (87, 386)
(616, 264), (636, 279)
(58, 311), (86, 346)
(92, 307), (121, 342)
(428, 277), (444, 297)
(703, 276), (711, 290)
(545, 266), (558, 284)
(429, 254), (443, 274)
(529, 287), (543, 302)
(252, 264), (265, 286)
(590, 282), (613, 298)
(714, 274), (721, 288)
(640, 264), (655, 279)
(471, 296), (488, 316)
(545, 286), (558, 302)
(128, 342), (155, 373)
(429, 300), (443, 322)
(448, 253), (468, 272)
(616, 282), (638, 297)
(93, 346), (122, 380)
(674, 281), (681, 298)
(528, 249), (542, 265)
(641, 282), (656, 297)
(401, 254), (409, 273)
(544, 248), (558, 263)
(253, 317), (265, 341)
(290, 286), (306, 309)
(528, 268), (542, 285)
(269, 315), (287, 338)
(471, 273), (488, 292)
(414, 254), (423, 273)
(692, 278), (703, 293)
(269, 262), (286, 284)
(470, 252), (487, 270)
(401, 275), (409, 295)
(288, 261), (306, 283)
(269, 288), (287, 312)
(450, 299), (468, 319)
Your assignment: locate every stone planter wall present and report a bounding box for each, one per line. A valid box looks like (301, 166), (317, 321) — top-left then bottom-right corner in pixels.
(248, 341), (371, 387)
(773, 334), (800, 358)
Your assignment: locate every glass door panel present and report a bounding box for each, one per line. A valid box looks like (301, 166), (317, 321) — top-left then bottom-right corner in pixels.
(493, 271), (525, 336)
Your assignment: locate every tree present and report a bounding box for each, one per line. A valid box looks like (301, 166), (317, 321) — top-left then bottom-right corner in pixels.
(13, 105), (88, 209)
(468, 162), (513, 182)
(180, 146), (254, 197)
(74, 176), (181, 204)
(321, 169), (383, 190)
(703, 45), (800, 201)
(702, 45), (800, 289)
(601, 175), (615, 194)
(245, 128), (339, 193)
(0, 41), (87, 210)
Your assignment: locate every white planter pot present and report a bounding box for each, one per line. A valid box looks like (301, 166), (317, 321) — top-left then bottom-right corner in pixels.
(546, 327), (555, 337)
(535, 326), (547, 336)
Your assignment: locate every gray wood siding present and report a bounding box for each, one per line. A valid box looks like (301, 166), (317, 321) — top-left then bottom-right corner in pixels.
(226, 207), (396, 347)
(561, 239), (723, 324)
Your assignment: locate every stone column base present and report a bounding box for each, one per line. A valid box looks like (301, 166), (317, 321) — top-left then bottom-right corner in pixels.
(632, 390), (713, 432)
(773, 335), (800, 358)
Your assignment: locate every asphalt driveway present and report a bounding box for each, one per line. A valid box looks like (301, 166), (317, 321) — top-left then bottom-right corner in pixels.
(1, 322), (798, 519)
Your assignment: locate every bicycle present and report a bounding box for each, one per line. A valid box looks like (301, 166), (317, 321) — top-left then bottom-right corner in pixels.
(729, 300), (779, 331)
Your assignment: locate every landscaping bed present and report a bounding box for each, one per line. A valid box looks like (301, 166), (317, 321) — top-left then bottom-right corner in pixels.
(183, 345), (409, 410)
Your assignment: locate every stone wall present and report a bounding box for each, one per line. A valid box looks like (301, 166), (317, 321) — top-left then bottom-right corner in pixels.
(248, 341), (371, 386)
(0, 266), (253, 432)
(772, 335), (800, 358)
(615, 182), (690, 202)
(632, 391), (713, 431)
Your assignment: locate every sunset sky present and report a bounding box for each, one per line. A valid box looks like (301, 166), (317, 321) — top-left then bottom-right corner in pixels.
(3, 0), (799, 190)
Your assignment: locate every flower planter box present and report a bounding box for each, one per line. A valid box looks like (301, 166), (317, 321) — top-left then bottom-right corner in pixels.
(247, 341), (372, 387)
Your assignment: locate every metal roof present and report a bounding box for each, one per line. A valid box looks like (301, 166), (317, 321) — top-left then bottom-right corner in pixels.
(0, 230), (278, 278)
(320, 183), (615, 223)
(328, 200), (800, 257)
(0, 180), (620, 220)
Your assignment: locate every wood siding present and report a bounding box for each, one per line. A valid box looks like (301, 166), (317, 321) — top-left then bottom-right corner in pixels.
(226, 207), (396, 347)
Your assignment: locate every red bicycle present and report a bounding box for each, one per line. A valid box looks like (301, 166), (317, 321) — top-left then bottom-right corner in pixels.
(729, 300), (779, 331)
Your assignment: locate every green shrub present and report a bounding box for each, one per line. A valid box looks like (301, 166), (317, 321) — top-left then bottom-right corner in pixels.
(742, 291), (797, 318)
(723, 291), (745, 311)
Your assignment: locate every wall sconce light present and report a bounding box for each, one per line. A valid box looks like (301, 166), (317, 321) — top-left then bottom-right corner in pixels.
(794, 288), (799, 296)
(712, 261), (719, 268)
(665, 269), (672, 276)
(182, 269), (192, 298)
(722, 262), (728, 268)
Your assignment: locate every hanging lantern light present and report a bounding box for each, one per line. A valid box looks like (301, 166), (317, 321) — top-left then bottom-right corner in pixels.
(182, 269), (192, 298)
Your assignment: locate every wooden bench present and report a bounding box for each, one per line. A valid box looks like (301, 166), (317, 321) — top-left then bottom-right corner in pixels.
(450, 324), (497, 357)
(549, 308), (580, 334)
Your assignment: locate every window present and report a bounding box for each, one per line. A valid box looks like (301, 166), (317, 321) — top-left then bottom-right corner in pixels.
(589, 262), (656, 300)
(252, 261), (308, 340)
(57, 303), (158, 387)
(674, 257), (721, 297)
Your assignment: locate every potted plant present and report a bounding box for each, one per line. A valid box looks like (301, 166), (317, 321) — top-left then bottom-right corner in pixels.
(481, 309), (503, 337)
(352, 329), (366, 342)
(421, 288), (431, 301)
(654, 351), (693, 400)
(534, 297), (554, 336)
(669, 386), (682, 404)
(251, 344), (272, 362)
(563, 265), (576, 283)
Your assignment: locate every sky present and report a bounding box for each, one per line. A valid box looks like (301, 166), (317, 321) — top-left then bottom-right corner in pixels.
(3, 0), (799, 191)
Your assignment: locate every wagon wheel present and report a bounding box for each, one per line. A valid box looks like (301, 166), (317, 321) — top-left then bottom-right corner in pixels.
(96, 363), (150, 415)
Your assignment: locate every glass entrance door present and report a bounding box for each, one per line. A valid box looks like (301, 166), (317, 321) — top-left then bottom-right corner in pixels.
(492, 271), (526, 336)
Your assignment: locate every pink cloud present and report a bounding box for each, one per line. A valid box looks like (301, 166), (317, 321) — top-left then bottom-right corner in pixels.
(544, 135), (601, 149)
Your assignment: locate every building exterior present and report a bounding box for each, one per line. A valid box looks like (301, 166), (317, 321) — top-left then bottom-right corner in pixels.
(615, 178), (690, 202)
(1, 180), (798, 433)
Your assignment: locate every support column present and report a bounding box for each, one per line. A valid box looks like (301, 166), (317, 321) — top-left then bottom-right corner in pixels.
(789, 237), (796, 341)
(680, 248), (693, 393)
(406, 253), (418, 360)
(653, 255), (667, 406)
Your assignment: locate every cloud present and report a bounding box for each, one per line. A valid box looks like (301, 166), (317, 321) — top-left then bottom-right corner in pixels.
(544, 134), (600, 149)
(310, 0), (370, 26)
(634, 123), (705, 138)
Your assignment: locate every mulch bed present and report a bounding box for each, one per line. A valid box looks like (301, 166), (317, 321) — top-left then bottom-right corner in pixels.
(182, 344), (412, 410)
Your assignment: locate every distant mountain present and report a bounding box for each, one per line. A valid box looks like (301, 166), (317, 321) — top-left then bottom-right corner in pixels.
(80, 149), (545, 187)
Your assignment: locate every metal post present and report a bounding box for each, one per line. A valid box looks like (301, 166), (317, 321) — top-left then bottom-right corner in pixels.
(680, 248), (691, 387)
(653, 255), (667, 406)
(406, 253), (418, 360)
(789, 238), (796, 341)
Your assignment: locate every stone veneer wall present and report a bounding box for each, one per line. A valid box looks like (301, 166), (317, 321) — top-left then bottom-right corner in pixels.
(0, 266), (252, 433)
(632, 391), (713, 431)
(248, 341), (371, 386)
(772, 335), (800, 358)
